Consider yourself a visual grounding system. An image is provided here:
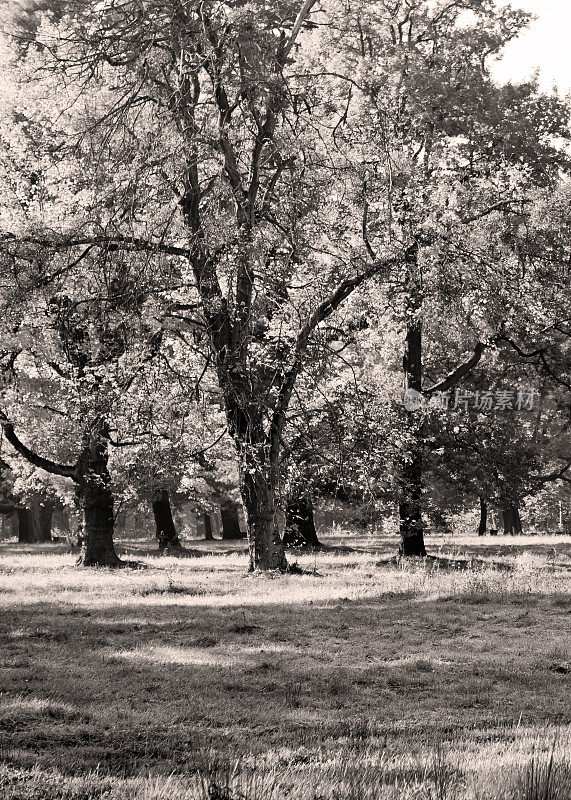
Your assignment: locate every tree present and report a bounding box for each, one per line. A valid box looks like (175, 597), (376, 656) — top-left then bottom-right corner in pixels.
(151, 489), (183, 551)
(1, 0), (421, 570)
(319, 0), (570, 553)
(220, 498), (244, 540)
(3, 0), (569, 567)
(426, 338), (571, 538)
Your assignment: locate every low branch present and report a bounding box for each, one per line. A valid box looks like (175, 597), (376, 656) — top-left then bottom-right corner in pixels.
(0, 412), (77, 479)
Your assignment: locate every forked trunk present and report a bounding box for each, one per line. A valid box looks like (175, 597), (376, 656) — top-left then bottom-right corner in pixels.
(76, 424), (121, 567)
(399, 318), (427, 557)
(502, 504), (523, 536)
(478, 496), (487, 537)
(152, 489), (183, 551)
(283, 496), (321, 548)
(220, 498), (244, 539)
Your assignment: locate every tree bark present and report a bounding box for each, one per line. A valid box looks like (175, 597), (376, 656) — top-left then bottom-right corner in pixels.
(478, 496), (487, 537)
(283, 496), (321, 548)
(399, 317), (427, 557)
(502, 504), (523, 536)
(220, 498), (244, 539)
(239, 452), (287, 571)
(224, 401), (287, 571)
(75, 423), (121, 566)
(152, 489), (183, 551)
(203, 512), (214, 540)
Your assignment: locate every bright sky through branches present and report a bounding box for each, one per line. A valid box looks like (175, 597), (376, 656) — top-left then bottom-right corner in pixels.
(492, 0), (571, 94)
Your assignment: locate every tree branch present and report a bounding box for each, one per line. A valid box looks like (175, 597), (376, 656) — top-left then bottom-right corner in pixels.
(269, 252), (402, 468)
(282, 0), (319, 60)
(533, 460), (571, 485)
(458, 199), (528, 224)
(425, 341), (493, 395)
(0, 411), (77, 479)
(0, 234), (190, 259)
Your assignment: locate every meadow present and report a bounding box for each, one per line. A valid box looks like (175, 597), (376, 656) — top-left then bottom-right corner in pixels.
(0, 531), (570, 799)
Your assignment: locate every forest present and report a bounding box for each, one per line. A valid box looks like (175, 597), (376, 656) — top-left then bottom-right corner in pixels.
(0, 1), (570, 799)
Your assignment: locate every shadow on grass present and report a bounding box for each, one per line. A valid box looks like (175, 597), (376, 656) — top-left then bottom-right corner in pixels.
(1, 580), (570, 780)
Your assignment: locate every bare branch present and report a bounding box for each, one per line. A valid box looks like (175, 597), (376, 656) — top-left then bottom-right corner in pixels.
(0, 234), (189, 259)
(282, 0), (319, 60)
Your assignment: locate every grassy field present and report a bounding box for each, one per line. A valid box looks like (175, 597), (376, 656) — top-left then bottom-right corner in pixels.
(0, 532), (570, 799)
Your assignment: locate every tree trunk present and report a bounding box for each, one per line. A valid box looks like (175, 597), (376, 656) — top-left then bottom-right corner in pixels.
(239, 457), (287, 571)
(203, 512), (214, 540)
(76, 423), (121, 567)
(38, 502), (54, 542)
(283, 496), (321, 548)
(478, 496), (487, 537)
(17, 508), (32, 543)
(220, 498), (244, 539)
(399, 318), (427, 557)
(502, 504), (523, 536)
(152, 489), (183, 551)
(15, 501), (52, 543)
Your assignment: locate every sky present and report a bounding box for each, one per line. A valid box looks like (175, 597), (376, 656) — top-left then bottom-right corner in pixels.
(492, 0), (571, 94)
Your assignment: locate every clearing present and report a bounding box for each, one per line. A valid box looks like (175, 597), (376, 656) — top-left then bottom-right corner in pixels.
(0, 532), (570, 799)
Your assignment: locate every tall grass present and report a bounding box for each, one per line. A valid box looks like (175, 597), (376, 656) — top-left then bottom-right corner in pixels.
(2, 735), (569, 800)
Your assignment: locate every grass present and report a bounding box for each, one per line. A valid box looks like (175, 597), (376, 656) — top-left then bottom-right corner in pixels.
(0, 532), (570, 799)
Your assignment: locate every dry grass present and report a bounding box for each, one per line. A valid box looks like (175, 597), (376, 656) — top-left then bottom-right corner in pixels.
(0, 533), (570, 799)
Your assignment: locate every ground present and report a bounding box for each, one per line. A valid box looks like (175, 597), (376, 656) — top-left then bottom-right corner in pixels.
(0, 530), (570, 799)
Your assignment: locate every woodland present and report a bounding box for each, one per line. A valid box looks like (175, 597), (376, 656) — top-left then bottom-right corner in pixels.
(0, 3), (570, 798)
(0, 0), (569, 570)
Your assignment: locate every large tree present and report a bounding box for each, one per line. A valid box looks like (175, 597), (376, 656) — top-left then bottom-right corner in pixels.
(316, 0), (570, 554)
(2, 0), (569, 567)
(0, 0), (416, 570)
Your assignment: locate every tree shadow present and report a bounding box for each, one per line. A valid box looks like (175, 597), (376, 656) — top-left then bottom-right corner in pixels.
(1, 584), (568, 779)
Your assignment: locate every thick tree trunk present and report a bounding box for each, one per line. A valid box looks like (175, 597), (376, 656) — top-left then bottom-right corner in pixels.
(220, 498), (244, 539)
(239, 459), (287, 571)
(152, 489), (183, 551)
(17, 508), (32, 543)
(502, 504), (523, 536)
(203, 512), (214, 540)
(223, 397), (287, 571)
(15, 501), (52, 543)
(283, 496), (321, 548)
(37, 502), (54, 542)
(76, 424), (121, 567)
(478, 497), (487, 537)
(399, 318), (427, 557)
